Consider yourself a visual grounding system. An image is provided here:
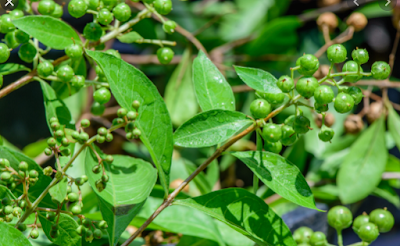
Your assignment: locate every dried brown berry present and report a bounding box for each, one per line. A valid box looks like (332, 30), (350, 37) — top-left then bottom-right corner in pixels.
(344, 114), (364, 134)
(347, 13), (368, 32)
(317, 12), (338, 32)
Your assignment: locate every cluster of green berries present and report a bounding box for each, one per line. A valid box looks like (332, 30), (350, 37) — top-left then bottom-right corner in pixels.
(0, 10), (37, 64)
(0, 158), (39, 190)
(250, 45), (391, 145)
(76, 218), (108, 242)
(93, 155), (113, 192)
(0, 197), (25, 224)
(293, 206), (394, 245)
(44, 117), (72, 157)
(118, 100), (141, 139)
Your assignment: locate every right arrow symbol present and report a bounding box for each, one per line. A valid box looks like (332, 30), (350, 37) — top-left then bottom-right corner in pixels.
(354, 0), (359, 6)
(386, 0), (391, 6)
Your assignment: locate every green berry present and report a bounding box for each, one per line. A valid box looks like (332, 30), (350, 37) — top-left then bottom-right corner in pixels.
(57, 65), (74, 82)
(68, 0), (88, 18)
(85, 229), (93, 241)
(126, 111), (137, 120)
(1, 172), (11, 182)
(30, 228), (40, 239)
(250, 99), (271, 119)
(71, 75), (85, 88)
(318, 125), (334, 142)
(17, 223), (27, 232)
(5, 31), (20, 49)
(157, 47), (174, 64)
(4, 205), (13, 215)
(38, 61), (54, 77)
(5, 214), (13, 222)
(346, 86), (363, 104)
(46, 212), (56, 221)
(309, 231), (327, 246)
(294, 115), (311, 134)
(95, 65), (104, 77)
(353, 214), (370, 234)
(277, 76), (294, 93)
(327, 205), (353, 231)
(43, 166), (53, 175)
(262, 124), (282, 142)
(55, 129), (64, 138)
(327, 44), (347, 63)
(133, 128), (141, 138)
(334, 93), (354, 114)
(105, 133), (113, 142)
(95, 179), (106, 191)
(293, 226), (313, 244)
(92, 165), (101, 173)
(1, 197), (10, 205)
(0, 43), (10, 63)
(67, 192), (79, 202)
(117, 108), (128, 117)
(83, 22), (103, 41)
(91, 102), (105, 115)
(264, 141), (282, 154)
(18, 161), (28, 171)
(18, 200), (26, 208)
(369, 208), (394, 233)
(88, 0), (100, 10)
(300, 54), (319, 74)
(93, 88), (111, 104)
(93, 228), (103, 239)
(343, 61), (363, 83)
(50, 228), (59, 238)
(98, 127), (108, 136)
(9, 10), (24, 19)
(29, 170), (39, 178)
(47, 137), (57, 147)
(357, 222), (379, 243)
(38, 0), (56, 15)
(102, 174), (109, 182)
(14, 30), (30, 44)
(281, 125), (297, 146)
(70, 203), (82, 214)
(80, 132), (89, 142)
(352, 48), (369, 64)
(67, 185), (72, 193)
(51, 4), (64, 18)
(98, 8), (114, 25)
(81, 119), (90, 128)
(284, 115), (295, 127)
(76, 225), (86, 236)
(0, 15), (15, 33)
(96, 135), (105, 143)
(113, 3), (131, 22)
(314, 85), (334, 104)
(18, 43), (37, 63)
(98, 220), (108, 229)
(154, 0), (173, 15)
(44, 148), (52, 156)
(104, 155), (113, 163)
(65, 44), (83, 59)
(296, 76), (318, 99)
(371, 61), (390, 80)
(260, 92), (285, 105)
(163, 20), (177, 34)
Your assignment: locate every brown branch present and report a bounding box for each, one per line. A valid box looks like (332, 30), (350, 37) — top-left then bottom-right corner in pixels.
(128, 2), (208, 56)
(315, 26), (355, 58)
(120, 54), (182, 65)
(0, 56), (69, 99)
(389, 20), (400, 72)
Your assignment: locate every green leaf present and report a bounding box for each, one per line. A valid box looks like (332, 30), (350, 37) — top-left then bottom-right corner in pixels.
(174, 188), (296, 246)
(372, 181), (400, 208)
(165, 49), (198, 126)
(0, 185), (17, 200)
(232, 151), (318, 210)
(48, 177), (68, 204)
(0, 63), (30, 75)
(0, 146), (55, 208)
(85, 146), (157, 246)
(38, 213), (81, 246)
(130, 197), (226, 245)
(40, 81), (75, 133)
(388, 106), (400, 151)
(337, 116), (388, 204)
(174, 110), (253, 148)
(192, 50), (235, 111)
(246, 16), (302, 56)
(177, 236), (219, 246)
(282, 137), (308, 172)
(0, 222), (32, 246)
(215, 220), (254, 246)
(12, 16), (81, 50)
(234, 66), (281, 94)
(87, 50), (173, 197)
(22, 139), (48, 158)
(117, 31), (143, 43)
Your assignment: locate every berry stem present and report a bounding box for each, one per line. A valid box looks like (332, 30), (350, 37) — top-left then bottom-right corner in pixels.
(337, 230), (343, 246)
(253, 130), (263, 194)
(137, 38), (176, 47)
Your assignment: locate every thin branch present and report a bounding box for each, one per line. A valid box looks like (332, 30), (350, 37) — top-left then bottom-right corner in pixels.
(0, 55), (69, 99)
(389, 20), (400, 72)
(120, 54), (182, 65)
(128, 1), (209, 56)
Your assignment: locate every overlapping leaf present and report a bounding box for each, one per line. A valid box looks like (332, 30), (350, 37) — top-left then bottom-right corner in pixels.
(0, 222), (32, 246)
(39, 213), (81, 246)
(234, 66), (281, 94)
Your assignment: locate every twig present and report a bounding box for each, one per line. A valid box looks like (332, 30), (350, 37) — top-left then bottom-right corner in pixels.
(322, 24), (331, 44)
(128, 2), (208, 56)
(382, 172), (400, 180)
(0, 55), (69, 99)
(120, 54), (182, 65)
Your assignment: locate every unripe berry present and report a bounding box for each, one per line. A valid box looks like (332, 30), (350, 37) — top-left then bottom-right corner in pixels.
(0, 15), (15, 33)
(294, 115), (311, 134)
(0, 43), (10, 63)
(132, 100), (140, 109)
(44, 148), (52, 156)
(342, 61), (363, 83)
(264, 141), (282, 154)
(104, 155), (114, 164)
(371, 61), (391, 80)
(91, 102), (105, 116)
(93, 88), (111, 104)
(83, 22), (103, 41)
(357, 223), (379, 243)
(65, 44), (83, 59)
(314, 85), (334, 104)
(293, 226), (313, 244)
(113, 3), (131, 22)
(57, 65), (74, 82)
(309, 231), (327, 246)
(98, 220), (108, 229)
(38, 61), (54, 77)
(105, 133), (113, 142)
(157, 47), (174, 64)
(163, 20), (177, 34)
(68, 0), (88, 18)
(154, 0), (173, 15)
(369, 208), (394, 233)
(277, 76), (294, 93)
(18, 161), (29, 171)
(352, 48), (369, 64)
(353, 214), (370, 234)
(38, 0), (56, 16)
(81, 119), (90, 128)
(68, 192), (79, 202)
(346, 86), (363, 105)
(259, 92), (285, 105)
(94, 229), (103, 239)
(44, 166), (53, 176)
(76, 225), (86, 236)
(97, 135), (105, 143)
(327, 44), (347, 64)
(92, 165), (101, 174)
(281, 125), (297, 146)
(117, 108), (128, 117)
(327, 206), (353, 231)
(126, 111), (137, 121)
(51, 4), (64, 18)
(55, 129), (64, 138)
(47, 137), (57, 147)
(318, 125), (335, 142)
(334, 93), (354, 114)
(30, 228), (40, 239)
(1, 172), (12, 182)
(70, 203), (82, 214)
(262, 124), (282, 142)
(98, 8), (114, 25)
(18, 43), (37, 63)
(29, 170), (39, 178)
(250, 99), (271, 119)
(296, 76), (318, 99)
(300, 54), (320, 73)
(71, 75), (86, 88)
